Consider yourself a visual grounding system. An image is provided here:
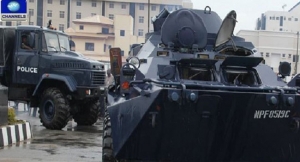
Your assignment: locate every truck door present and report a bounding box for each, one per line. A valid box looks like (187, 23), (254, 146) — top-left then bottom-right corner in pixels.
(15, 30), (39, 84)
(38, 32), (51, 75)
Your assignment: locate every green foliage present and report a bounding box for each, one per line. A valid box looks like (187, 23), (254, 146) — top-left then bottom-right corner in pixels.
(7, 107), (24, 125)
(8, 107), (17, 125)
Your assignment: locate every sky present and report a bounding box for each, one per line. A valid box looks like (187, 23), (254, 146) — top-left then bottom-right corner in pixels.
(191, 0), (299, 34)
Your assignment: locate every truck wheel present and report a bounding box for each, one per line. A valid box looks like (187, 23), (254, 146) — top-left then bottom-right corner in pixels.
(102, 111), (116, 162)
(39, 87), (71, 130)
(73, 100), (100, 126)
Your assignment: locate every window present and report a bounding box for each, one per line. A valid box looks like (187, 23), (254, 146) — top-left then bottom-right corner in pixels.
(91, 13), (96, 16)
(109, 3), (114, 8)
(293, 55), (299, 62)
(139, 4), (144, 10)
(276, 17), (279, 20)
(282, 53), (286, 57)
(121, 3), (126, 9)
(288, 18), (291, 21)
(44, 32), (67, 52)
(85, 42), (94, 51)
(47, 0), (52, 4)
(20, 31), (38, 51)
(102, 28), (109, 34)
(121, 50), (124, 56)
(138, 29), (143, 36)
(266, 53), (269, 57)
(58, 34), (70, 51)
(139, 16), (144, 23)
(223, 69), (261, 86)
(151, 5), (156, 11)
(47, 10), (52, 17)
(289, 54), (292, 58)
(29, 0), (34, 2)
(76, 12), (81, 19)
(104, 44), (106, 52)
(260, 52), (263, 57)
(79, 25), (84, 30)
(108, 14), (114, 20)
(280, 28), (282, 31)
(77, 0), (81, 6)
(92, 0), (96, 7)
(120, 30), (125, 36)
(179, 66), (214, 81)
(60, 0), (65, 5)
(29, 9), (34, 16)
(6, 21), (11, 26)
(296, 18), (298, 21)
(59, 24), (64, 31)
(16, 21), (22, 26)
(108, 45), (111, 49)
(60, 11), (65, 18)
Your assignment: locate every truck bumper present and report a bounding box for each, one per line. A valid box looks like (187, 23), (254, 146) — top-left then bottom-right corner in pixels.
(74, 86), (107, 100)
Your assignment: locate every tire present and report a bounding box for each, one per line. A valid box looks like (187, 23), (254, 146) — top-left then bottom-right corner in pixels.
(73, 100), (100, 126)
(39, 87), (71, 130)
(99, 96), (106, 118)
(102, 109), (132, 162)
(102, 110), (116, 162)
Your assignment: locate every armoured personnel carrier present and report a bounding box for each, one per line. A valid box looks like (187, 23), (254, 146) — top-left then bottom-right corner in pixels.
(102, 7), (300, 161)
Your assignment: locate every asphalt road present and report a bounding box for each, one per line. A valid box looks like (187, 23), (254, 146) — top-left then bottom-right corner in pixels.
(0, 108), (104, 162)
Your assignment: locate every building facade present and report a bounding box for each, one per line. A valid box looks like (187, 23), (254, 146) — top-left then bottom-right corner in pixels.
(0, 0), (193, 37)
(65, 14), (144, 61)
(237, 30), (300, 74)
(256, 3), (300, 32)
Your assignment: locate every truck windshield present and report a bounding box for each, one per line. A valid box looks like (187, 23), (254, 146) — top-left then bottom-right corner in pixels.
(44, 32), (70, 52)
(58, 34), (70, 51)
(44, 32), (60, 52)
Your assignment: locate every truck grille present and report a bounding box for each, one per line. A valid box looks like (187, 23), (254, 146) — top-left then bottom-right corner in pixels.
(91, 71), (106, 85)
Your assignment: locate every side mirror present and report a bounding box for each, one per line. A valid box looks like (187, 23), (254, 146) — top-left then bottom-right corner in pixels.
(126, 56), (140, 68)
(278, 61), (291, 77)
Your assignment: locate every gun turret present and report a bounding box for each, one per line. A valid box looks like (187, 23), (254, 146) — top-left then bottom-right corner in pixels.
(161, 9), (208, 51)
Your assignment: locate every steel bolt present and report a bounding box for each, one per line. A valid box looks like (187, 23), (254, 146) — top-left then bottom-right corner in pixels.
(269, 96), (278, 105)
(190, 93), (196, 101)
(171, 92), (179, 101)
(287, 97), (295, 106)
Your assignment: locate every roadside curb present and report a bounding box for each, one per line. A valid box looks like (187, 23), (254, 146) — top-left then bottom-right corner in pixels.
(0, 121), (32, 147)
(29, 108), (39, 117)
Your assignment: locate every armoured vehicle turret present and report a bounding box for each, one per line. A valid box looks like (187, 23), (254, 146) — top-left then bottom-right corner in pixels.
(102, 7), (300, 161)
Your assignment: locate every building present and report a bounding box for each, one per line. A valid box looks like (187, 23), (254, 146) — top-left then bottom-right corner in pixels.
(0, 0), (193, 37)
(65, 14), (144, 62)
(237, 30), (300, 74)
(256, 3), (300, 32)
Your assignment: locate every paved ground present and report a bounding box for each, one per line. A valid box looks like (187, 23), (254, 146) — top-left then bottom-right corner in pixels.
(0, 106), (104, 162)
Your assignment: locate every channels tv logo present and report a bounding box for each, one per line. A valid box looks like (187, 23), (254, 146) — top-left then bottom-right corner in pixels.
(1, 0), (27, 21)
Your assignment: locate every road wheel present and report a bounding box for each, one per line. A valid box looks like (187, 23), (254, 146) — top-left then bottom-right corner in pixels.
(73, 100), (100, 126)
(39, 87), (71, 130)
